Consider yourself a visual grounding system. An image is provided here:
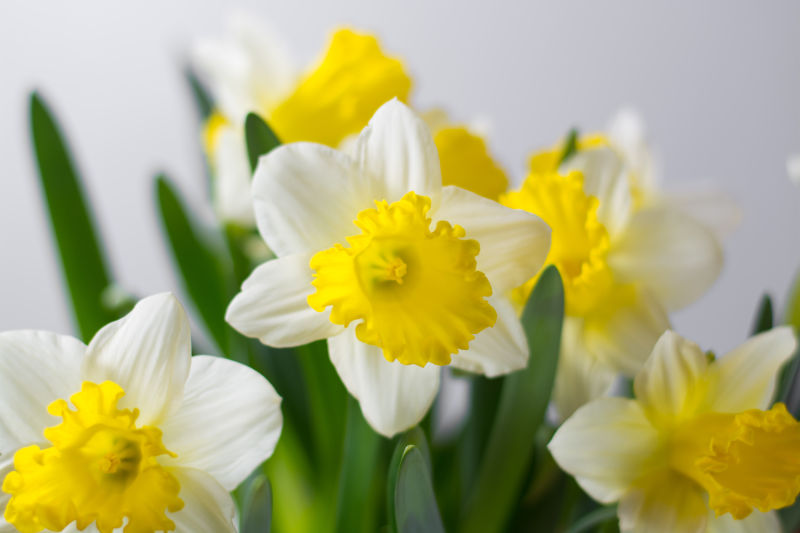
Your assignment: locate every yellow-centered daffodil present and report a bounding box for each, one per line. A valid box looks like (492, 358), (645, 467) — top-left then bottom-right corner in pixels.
(193, 15), (508, 226)
(549, 327), (798, 533)
(502, 113), (727, 419)
(225, 100), (550, 437)
(0, 294), (282, 532)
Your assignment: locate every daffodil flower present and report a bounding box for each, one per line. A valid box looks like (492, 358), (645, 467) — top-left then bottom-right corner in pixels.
(549, 327), (798, 533)
(0, 293), (282, 532)
(225, 99), (550, 437)
(501, 119), (725, 418)
(193, 14), (508, 226)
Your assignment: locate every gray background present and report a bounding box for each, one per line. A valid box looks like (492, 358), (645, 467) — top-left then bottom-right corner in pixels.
(1, 0), (798, 355)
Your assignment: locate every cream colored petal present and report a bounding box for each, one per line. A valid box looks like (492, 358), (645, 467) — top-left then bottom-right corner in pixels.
(633, 331), (709, 424)
(82, 293), (191, 425)
(434, 185), (551, 293)
(160, 356), (282, 491)
(706, 510), (782, 533)
(655, 188), (741, 241)
(226, 253), (343, 347)
(213, 126), (256, 227)
(0, 331), (84, 451)
(552, 318), (618, 420)
(168, 467), (237, 532)
(607, 206), (723, 311)
(561, 145), (632, 238)
(450, 296), (528, 378)
(582, 287), (670, 377)
(709, 326), (797, 412)
(618, 469), (708, 533)
(252, 142), (372, 257)
(549, 397), (661, 503)
(328, 328), (440, 438)
(355, 99), (442, 209)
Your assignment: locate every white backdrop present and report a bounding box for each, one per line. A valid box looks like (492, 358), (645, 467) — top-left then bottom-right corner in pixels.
(1, 0), (799, 355)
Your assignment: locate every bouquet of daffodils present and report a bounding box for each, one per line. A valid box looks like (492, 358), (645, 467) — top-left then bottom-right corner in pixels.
(6, 14), (800, 533)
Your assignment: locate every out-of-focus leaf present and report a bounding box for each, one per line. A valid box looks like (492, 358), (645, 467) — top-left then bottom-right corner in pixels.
(335, 396), (385, 533)
(787, 268), (800, 331)
(240, 474), (272, 533)
(245, 113), (281, 172)
(186, 68), (214, 120)
(387, 428), (431, 533)
(29, 92), (118, 341)
(750, 293), (773, 334)
(559, 128), (579, 165)
(460, 266), (565, 533)
(155, 175), (236, 357)
(391, 445), (445, 533)
(774, 271), (800, 409)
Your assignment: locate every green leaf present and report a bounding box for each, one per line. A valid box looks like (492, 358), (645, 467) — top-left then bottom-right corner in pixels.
(387, 428), (432, 532)
(460, 265), (565, 533)
(245, 113), (281, 173)
(787, 268), (800, 331)
(558, 129), (579, 165)
(185, 68), (214, 120)
(29, 92), (118, 341)
(392, 445), (445, 533)
(334, 396), (386, 533)
(240, 475), (272, 533)
(750, 293), (774, 334)
(155, 175), (235, 357)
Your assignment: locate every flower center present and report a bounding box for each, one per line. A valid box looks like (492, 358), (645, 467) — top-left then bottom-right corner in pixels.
(670, 402), (800, 520)
(2, 381), (183, 533)
(268, 29), (411, 147)
(307, 191), (497, 366)
(500, 170), (612, 315)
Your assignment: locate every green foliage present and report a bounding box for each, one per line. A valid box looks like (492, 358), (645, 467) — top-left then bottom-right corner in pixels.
(29, 92), (119, 341)
(750, 293), (773, 334)
(460, 266), (565, 533)
(391, 445), (445, 533)
(558, 128), (579, 165)
(240, 474), (272, 533)
(245, 113), (282, 172)
(155, 175), (237, 357)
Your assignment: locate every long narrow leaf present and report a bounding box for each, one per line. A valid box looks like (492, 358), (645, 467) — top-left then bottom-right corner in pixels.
(29, 92), (117, 341)
(393, 445), (446, 533)
(460, 265), (565, 533)
(387, 428), (431, 533)
(334, 397), (385, 533)
(245, 113), (281, 172)
(240, 475), (272, 533)
(750, 293), (773, 334)
(155, 175), (235, 357)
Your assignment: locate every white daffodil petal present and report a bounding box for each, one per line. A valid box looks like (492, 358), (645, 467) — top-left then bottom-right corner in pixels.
(160, 355), (282, 491)
(706, 510), (782, 533)
(552, 318), (618, 420)
(355, 99), (442, 208)
(633, 331), (708, 422)
(435, 185), (551, 293)
(710, 326), (797, 413)
(549, 397), (661, 503)
(561, 145), (631, 237)
(168, 468), (237, 533)
(214, 126), (256, 227)
(226, 253), (343, 347)
(618, 469), (708, 533)
(0, 331), (84, 450)
(82, 293), (191, 425)
(328, 328), (440, 438)
(656, 188), (741, 241)
(450, 296), (528, 378)
(252, 143), (370, 256)
(583, 288), (670, 377)
(607, 206), (723, 311)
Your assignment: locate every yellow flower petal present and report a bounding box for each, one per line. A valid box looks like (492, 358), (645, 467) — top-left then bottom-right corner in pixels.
(434, 126), (508, 200)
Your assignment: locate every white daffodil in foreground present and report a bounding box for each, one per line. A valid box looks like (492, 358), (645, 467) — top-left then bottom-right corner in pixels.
(225, 99), (550, 437)
(193, 14), (508, 226)
(550, 327), (798, 533)
(0, 293), (282, 532)
(501, 120), (725, 418)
